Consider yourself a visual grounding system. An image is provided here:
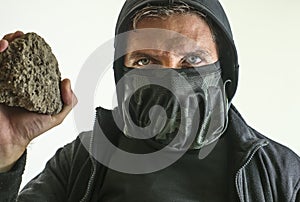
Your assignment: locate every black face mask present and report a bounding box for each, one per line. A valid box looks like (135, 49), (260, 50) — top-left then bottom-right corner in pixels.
(113, 61), (229, 150)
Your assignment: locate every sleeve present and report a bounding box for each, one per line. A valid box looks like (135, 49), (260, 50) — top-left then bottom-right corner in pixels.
(0, 152), (26, 202)
(16, 141), (75, 202)
(0, 132), (94, 202)
(291, 178), (300, 202)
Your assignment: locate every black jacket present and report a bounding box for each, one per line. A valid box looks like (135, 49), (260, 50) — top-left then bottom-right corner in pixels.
(0, 106), (299, 202)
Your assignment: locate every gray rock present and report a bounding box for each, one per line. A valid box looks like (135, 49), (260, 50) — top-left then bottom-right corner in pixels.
(0, 32), (63, 114)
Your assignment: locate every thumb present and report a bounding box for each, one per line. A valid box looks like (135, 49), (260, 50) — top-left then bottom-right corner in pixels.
(0, 39), (8, 52)
(51, 79), (77, 126)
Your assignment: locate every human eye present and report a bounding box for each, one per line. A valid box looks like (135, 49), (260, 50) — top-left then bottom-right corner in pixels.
(134, 57), (151, 67)
(182, 55), (203, 67)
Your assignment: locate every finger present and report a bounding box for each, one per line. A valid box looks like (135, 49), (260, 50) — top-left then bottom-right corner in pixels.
(13, 31), (24, 38)
(51, 79), (77, 126)
(3, 33), (15, 42)
(61, 79), (77, 106)
(0, 39), (8, 52)
(3, 31), (24, 42)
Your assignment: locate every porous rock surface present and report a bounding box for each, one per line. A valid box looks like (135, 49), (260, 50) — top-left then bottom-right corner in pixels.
(0, 32), (63, 114)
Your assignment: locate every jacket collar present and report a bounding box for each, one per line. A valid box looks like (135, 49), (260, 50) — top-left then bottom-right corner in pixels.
(225, 105), (269, 172)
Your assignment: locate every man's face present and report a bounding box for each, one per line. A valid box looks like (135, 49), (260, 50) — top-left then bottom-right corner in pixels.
(124, 13), (218, 69)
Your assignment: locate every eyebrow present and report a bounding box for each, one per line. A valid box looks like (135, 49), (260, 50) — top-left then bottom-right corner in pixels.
(127, 49), (213, 62)
(126, 52), (161, 63)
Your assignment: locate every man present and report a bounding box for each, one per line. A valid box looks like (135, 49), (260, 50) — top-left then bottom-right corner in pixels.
(0, 0), (299, 201)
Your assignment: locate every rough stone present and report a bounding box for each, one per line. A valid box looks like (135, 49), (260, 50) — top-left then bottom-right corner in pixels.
(0, 32), (63, 114)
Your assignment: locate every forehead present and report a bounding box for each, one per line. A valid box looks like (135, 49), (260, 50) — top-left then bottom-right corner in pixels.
(126, 13), (215, 54)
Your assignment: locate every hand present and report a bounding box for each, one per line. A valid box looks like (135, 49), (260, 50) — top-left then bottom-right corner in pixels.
(0, 31), (78, 173)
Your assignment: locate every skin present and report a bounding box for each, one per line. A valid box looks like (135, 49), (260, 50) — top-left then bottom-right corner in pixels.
(0, 31), (77, 172)
(124, 13), (218, 68)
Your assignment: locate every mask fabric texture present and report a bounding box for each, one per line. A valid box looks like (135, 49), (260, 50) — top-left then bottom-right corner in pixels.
(114, 61), (228, 150)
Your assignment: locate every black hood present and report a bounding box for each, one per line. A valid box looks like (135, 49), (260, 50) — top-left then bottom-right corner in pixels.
(113, 0), (239, 101)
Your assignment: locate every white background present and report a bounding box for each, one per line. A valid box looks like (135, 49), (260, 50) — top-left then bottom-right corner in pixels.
(0, 0), (299, 189)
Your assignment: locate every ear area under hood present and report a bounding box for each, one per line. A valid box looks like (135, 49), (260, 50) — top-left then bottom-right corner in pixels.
(113, 0), (239, 101)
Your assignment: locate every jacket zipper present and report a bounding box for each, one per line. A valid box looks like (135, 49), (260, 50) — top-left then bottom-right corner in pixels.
(79, 113), (98, 202)
(235, 140), (269, 202)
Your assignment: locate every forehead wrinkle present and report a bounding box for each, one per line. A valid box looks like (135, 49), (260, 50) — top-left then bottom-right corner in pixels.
(162, 36), (207, 55)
